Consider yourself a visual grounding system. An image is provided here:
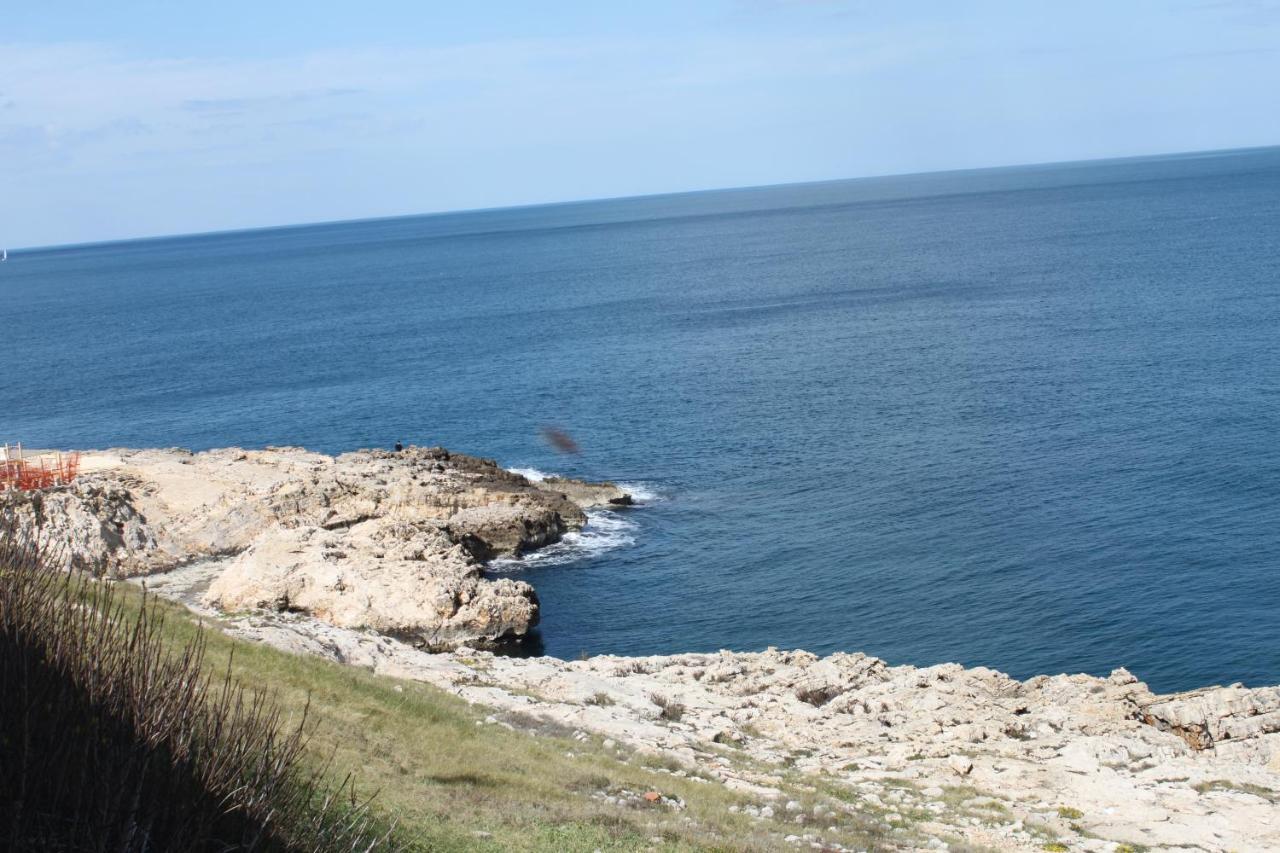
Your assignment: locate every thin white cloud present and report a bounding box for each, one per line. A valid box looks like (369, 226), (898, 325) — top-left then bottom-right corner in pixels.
(2, 5), (1278, 247)
(0, 32), (923, 167)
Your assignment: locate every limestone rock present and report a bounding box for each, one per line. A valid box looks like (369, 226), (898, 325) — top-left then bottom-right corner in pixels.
(1142, 684), (1280, 766)
(539, 476), (633, 507)
(0, 479), (157, 576)
(204, 519), (539, 647)
(444, 503), (569, 560)
(3, 444), (629, 648)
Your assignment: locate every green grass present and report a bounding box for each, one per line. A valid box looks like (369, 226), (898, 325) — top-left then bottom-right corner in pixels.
(120, 584), (904, 851)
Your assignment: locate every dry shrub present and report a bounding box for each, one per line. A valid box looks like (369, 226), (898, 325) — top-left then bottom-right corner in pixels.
(649, 692), (685, 722)
(0, 532), (394, 852)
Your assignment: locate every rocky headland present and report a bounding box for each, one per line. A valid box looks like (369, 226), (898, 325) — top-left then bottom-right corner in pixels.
(3, 445), (1278, 851)
(1, 445), (629, 648)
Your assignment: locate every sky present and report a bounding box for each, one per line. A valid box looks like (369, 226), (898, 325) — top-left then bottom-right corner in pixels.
(3, 1), (1279, 248)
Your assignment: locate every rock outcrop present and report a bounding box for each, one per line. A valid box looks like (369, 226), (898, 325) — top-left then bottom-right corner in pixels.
(540, 476), (635, 508)
(0, 445), (630, 648)
(206, 519), (541, 648)
(0, 479), (158, 575)
(1142, 684), (1280, 765)
(161, 595), (1280, 852)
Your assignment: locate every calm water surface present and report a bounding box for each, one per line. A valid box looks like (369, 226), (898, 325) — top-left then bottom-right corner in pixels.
(4, 147), (1279, 692)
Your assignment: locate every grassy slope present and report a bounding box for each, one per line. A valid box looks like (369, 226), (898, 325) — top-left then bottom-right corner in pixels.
(126, 584), (902, 852)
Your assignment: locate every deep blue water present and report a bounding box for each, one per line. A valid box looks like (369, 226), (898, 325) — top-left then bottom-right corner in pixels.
(4, 147), (1279, 693)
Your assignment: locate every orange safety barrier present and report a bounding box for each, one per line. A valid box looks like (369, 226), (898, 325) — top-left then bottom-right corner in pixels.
(0, 451), (80, 492)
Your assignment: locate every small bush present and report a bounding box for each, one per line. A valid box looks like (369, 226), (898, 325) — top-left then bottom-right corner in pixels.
(650, 692), (685, 722)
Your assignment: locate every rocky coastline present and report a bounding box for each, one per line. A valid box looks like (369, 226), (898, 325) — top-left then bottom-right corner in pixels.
(3, 445), (1278, 851)
(1, 445), (629, 649)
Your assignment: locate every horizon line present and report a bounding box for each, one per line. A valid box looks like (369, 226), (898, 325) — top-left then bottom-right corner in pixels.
(11, 142), (1278, 254)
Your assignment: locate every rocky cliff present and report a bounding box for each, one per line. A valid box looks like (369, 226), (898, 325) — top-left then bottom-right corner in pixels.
(0, 445), (630, 648)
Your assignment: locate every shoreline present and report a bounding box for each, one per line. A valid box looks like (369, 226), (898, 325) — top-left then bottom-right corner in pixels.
(5, 444), (1280, 850)
(139, 555), (1280, 852)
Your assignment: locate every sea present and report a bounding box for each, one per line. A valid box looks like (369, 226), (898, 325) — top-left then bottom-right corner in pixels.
(4, 147), (1278, 693)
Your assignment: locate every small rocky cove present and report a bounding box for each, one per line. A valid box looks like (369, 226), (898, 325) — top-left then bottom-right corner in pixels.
(3, 446), (1279, 851)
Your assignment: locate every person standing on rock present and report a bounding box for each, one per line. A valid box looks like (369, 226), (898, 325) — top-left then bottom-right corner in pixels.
(394, 441), (403, 453)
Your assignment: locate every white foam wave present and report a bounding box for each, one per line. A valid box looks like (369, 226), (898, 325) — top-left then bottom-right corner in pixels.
(507, 467), (665, 505)
(489, 509), (637, 570)
(616, 481), (664, 504)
